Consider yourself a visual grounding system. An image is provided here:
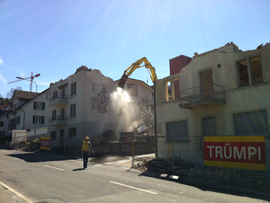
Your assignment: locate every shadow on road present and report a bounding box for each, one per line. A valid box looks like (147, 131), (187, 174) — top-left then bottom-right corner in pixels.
(6, 151), (77, 162)
(138, 170), (270, 202)
(73, 168), (85, 171)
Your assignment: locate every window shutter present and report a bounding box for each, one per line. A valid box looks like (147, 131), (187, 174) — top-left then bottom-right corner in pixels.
(33, 116), (35, 124)
(41, 116), (44, 124)
(42, 102), (45, 110)
(33, 102), (36, 109)
(74, 83), (76, 94)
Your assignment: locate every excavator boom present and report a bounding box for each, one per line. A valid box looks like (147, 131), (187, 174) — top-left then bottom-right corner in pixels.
(118, 57), (157, 88)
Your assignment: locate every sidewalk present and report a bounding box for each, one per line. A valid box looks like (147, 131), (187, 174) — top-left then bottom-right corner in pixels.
(0, 182), (32, 203)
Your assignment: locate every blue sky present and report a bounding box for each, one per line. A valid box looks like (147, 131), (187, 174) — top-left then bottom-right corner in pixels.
(0, 0), (270, 97)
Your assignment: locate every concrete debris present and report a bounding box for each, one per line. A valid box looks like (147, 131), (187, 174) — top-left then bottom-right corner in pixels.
(134, 157), (270, 193)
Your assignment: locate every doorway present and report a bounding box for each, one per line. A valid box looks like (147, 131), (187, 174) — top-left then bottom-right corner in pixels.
(200, 69), (213, 101)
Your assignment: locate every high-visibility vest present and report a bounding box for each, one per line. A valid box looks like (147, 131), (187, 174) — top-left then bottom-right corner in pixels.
(82, 141), (90, 151)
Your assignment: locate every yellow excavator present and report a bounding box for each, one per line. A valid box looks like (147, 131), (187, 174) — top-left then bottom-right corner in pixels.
(118, 57), (158, 88)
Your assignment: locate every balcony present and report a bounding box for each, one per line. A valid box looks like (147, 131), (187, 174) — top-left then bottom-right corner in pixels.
(48, 116), (67, 127)
(179, 84), (226, 109)
(49, 94), (68, 107)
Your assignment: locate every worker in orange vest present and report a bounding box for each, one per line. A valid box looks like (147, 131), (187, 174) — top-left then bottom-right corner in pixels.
(82, 137), (94, 169)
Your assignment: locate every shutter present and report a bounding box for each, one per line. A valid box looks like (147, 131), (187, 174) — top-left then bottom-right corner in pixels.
(74, 83), (76, 94)
(33, 102), (36, 109)
(234, 110), (268, 135)
(202, 117), (216, 136)
(41, 116), (44, 124)
(42, 102), (45, 110)
(33, 116), (35, 124)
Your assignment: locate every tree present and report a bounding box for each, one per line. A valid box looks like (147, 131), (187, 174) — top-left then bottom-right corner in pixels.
(6, 86), (23, 99)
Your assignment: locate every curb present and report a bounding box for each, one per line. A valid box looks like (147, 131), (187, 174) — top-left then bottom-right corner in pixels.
(142, 170), (270, 199)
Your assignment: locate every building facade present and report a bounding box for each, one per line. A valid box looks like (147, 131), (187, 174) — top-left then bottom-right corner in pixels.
(156, 42), (270, 171)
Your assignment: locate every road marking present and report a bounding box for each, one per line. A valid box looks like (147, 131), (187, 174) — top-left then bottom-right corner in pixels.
(109, 181), (157, 195)
(43, 165), (64, 171)
(0, 181), (34, 203)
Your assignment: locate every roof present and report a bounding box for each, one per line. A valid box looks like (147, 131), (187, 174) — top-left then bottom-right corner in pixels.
(13, 90), (39, 100)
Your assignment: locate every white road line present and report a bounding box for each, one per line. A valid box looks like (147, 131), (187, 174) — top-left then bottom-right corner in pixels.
(0, 181), (34, 203)
(109, 181), (158, 195)
(43, 165), (64, 171)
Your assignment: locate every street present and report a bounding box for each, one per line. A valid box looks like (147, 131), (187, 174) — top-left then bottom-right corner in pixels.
(0, 149), (269, 203)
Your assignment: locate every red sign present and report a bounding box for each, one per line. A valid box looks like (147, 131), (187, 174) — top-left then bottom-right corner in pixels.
(204, 136), (266, 171)
(40, 137), (51, 150)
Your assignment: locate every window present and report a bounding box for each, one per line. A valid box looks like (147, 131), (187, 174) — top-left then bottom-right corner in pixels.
(34, 102), (45, 110)
(46, 93), (50, 100)
(9, 118), (16, 129)
(127, 83), (138, 97)
(52, 91), (57, 100)
(234, 110), (269, 135)
(33, 116), (45, 124)
(166, 120), (188, 141)
(0, 131), (5, 136)
(51, 131), (56, 140)
(237, 56), (263, 87)
(71, 82), (76, 96)
(202, 117), (216, 136)
(69, 127), (76, 138)
(70, 104), (76, 117)
(52, 110), (56, 120)
(0, 121), (3, 127)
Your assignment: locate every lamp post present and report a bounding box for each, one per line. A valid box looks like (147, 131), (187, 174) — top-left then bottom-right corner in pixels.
(16, 77), (38, 138)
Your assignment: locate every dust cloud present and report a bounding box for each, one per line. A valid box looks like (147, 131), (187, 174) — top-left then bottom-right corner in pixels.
(110, 87), (140, 137)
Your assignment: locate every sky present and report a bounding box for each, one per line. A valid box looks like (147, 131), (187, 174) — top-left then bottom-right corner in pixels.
(0, 0), (270, 97)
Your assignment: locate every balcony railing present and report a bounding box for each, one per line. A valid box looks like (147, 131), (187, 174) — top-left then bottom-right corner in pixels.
(48, 116), (67, 127)
(179, 83), (226, 109)
(49, 94), (68, 107)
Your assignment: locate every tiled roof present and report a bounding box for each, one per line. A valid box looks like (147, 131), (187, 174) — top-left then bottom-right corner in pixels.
(14, 90), (39, 100)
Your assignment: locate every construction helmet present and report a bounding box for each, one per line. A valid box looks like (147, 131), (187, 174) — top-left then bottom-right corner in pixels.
(85, 137), (89, 141)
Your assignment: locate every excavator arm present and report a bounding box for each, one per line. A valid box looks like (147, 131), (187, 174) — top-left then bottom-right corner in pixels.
(118, 57), (157, 88)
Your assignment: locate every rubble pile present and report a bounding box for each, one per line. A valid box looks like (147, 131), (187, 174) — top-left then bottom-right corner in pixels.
(134, 157), (270, 192)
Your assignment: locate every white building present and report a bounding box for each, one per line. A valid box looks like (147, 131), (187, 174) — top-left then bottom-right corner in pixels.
(47, 66), (140, 148)
(7, 89), (49, 140)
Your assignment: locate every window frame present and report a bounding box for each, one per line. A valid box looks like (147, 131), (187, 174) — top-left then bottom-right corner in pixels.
(71, 82), (76, 96)
(236, 55), (263, 87)
(70, 103), (76, 117)
(33, 115), (45, 124)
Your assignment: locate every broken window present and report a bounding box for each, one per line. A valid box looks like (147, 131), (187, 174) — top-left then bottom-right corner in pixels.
(165, 81), (171, 102)
(173, 79), (180, 99)
(250, 56), (263, 84)
(127, 83), (138, 97)
(237, 56), (263, 87)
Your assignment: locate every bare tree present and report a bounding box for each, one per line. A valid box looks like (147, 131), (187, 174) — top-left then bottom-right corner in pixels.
(6, 86), (23, 99)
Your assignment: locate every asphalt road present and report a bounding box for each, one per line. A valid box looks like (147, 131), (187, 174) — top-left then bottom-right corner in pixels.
(0, 149), (269, 203)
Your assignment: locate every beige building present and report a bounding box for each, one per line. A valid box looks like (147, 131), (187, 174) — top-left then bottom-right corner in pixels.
(156, 42), (270, 171)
